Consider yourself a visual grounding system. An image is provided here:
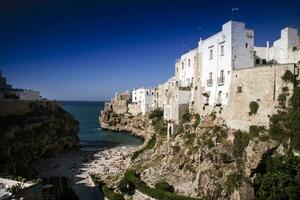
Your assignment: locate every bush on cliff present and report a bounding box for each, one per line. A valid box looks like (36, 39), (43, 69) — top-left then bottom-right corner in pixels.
(254, 153), (300, 200)
(154, 118), (167, 135)
(131, 135), (156, 160)
(155, 181), (175, 193)
(282, 70), (296, 83)
(233, 130), (251, 157)
(122, 170), (200, 200)
(90, 173), (125, 200)
(249, 101), (259, 115)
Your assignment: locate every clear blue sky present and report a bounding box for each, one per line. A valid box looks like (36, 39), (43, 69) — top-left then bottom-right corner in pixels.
(0, 0), (299, 101)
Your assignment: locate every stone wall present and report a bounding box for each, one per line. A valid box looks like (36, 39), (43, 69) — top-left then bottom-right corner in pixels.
(191, 63), (298, 130)
(128, 103), (141, 116)
(112, 99), (128, 114)
(222, 64), (296, 130)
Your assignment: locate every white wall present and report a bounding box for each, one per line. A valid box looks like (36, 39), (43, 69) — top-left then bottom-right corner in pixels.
(175, 49), (197, 87)
(132, 88), (155, 114)
(199, 21), (254, 106)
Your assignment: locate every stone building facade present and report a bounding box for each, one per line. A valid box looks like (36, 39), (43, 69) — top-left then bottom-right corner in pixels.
(106, 20), (300, 134)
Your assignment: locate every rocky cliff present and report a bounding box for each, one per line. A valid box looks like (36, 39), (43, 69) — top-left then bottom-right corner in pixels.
(99, 71), (300, 200)
(0, 100), (79, 178)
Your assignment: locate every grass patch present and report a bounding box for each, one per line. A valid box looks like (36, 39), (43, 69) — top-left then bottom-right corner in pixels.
(122, 170), (200, 200)
(131, 135), (156, 160)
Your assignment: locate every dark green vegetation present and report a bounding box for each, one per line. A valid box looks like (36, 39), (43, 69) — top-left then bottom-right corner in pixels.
(149, 109), (167, 135)
(225, 172), (245, 194)
(249, 101), (259, 115)
(131, 135), (156, 160)
(90, 173), (125, 200)
(254, 154), (300, 200)
(192, 114), (201, 129)
(121, 170), (200, 200)
(233, 130), (251, 158)
(154, 181), (175, 193)
(253, 69), (300, 199)
(269, 69), (300, 150)
(43, 177), (78, 200)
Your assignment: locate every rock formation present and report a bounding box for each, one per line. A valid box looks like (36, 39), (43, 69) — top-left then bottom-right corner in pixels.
(0, 100), (79, 178)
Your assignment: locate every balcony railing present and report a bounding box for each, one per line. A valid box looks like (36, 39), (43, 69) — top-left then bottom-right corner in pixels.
(217, 76), (225, 85)
(207, 79), (213, 87)
(215, 98), (222, 106)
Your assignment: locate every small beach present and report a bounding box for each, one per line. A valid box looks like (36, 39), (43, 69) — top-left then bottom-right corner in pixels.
(37, 146), (137, 200)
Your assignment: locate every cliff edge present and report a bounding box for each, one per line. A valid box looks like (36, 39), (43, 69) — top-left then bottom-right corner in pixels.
(0, 100), (79, 178)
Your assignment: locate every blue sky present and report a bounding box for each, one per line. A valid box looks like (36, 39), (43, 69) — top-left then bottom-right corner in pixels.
(0, 0), (300, 100)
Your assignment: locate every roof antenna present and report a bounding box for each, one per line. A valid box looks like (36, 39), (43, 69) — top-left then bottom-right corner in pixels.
(231, 7), (239, 20)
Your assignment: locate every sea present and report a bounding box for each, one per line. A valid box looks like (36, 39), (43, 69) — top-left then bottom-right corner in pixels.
(60, 101), (143, 151)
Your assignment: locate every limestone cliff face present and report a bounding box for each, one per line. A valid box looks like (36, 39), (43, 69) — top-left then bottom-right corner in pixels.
(0, 100), (79, 178)
(99, 105), (151, 141)
(100, 104), (284, 200)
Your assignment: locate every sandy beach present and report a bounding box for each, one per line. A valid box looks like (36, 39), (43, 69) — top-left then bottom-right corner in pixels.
(37, 146), (137, 200)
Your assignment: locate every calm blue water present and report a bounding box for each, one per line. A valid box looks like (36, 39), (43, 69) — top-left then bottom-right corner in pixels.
(60, 101), (143, 150)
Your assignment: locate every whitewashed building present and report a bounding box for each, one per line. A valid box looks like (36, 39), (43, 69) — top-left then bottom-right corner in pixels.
(175, 49), (198, 88)
(199, 21), (255, 106)
(132, 87), (156, 114)
(254, 27), (300, 65)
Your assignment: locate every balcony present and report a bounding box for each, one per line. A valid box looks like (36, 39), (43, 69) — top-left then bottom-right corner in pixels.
(206, 79), (213, 87)
(215, 98), (222, 106)
(217, 76), (225, 85)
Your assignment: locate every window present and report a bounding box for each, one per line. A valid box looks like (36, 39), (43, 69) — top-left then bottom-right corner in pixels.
(262, 59), (267, 64)
(220, 70), (224, 82)
(188, 59), (191, 66)
(245, 43), (248, 48)
(220, 45), (224, 56)
(176, 67), (178, 72)
(255, 59), (260, 65)
(209, 72), (213, 80)
(209, 49), (213, 59)
(182, 62), (184, 69)
(237, 86), (243, 93)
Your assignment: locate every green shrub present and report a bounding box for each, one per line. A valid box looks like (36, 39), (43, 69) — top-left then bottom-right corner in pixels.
(149, 109), (163, 120)
(123, 170), (200, 200)
(282, 70), (295, 83)
(154, 181), (175, 193)
(225, 172), (244, 194)
(118, 178), (135, 195)
(131, 135), (156, 160)
(254, 154), (300, 200)
(269, 112), (288, 141)
(171, 145), (180, 153)
(102, 185), (125, 200)
(249, 126), (265, 137)
(192, 114), (201, 129)
(278, 93), (287, 105)
(249, 101), (259, 115)
(233, 130), (250, 157)
(154, 118), (167, 135)
(181, 112), (192, 123)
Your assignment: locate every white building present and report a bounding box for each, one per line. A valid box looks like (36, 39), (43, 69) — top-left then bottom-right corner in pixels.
(175, 49), (198, 87)
(199, 21), (255, 106)
(254, 27), (300, 64)
(132, 87), (156, 114)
